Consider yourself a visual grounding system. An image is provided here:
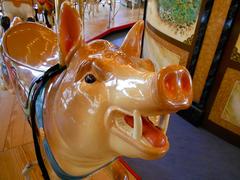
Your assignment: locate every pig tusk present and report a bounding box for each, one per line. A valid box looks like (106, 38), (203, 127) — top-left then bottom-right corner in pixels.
(158, 114), (170, 134)
(133, 110), (142, 140)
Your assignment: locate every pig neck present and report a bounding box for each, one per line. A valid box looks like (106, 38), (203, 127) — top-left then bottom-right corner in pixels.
(42, 71), (112, 176)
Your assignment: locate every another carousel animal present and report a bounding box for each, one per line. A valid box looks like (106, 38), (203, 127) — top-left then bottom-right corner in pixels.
(54, 0), (78, 27)
(84, 0), (117, 19)
(36, 0), (54, 28)
(84, 0), (100, 16)
(1, 2), (192, 178)
(1, 0), (35, 31)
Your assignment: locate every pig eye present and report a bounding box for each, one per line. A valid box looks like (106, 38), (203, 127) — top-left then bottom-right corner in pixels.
(84, 74), (96, 83)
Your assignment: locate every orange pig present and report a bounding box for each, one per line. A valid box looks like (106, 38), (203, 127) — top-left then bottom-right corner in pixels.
(1, 2), (193, 178)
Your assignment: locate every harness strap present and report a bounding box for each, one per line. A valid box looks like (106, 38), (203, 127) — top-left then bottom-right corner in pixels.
(27, 64), (66, 180)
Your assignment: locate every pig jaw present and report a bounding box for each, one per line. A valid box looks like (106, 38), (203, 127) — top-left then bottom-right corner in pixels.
(104, 106), (170, 160)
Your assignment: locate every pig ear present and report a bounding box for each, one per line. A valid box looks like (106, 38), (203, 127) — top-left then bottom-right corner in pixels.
(58, 1), (84, 66)
(120, 20), (144, 58)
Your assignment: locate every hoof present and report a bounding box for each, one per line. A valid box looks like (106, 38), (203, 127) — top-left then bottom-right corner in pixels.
(1, 16), (10, 31)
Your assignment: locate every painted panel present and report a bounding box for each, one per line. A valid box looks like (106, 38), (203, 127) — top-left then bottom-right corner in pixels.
(143, 26), (189, 70)
(221, 81), (240, 127)
(146, 0), (202, 44)
(209, 68), (240, 135)
(143, 0), (214, 76)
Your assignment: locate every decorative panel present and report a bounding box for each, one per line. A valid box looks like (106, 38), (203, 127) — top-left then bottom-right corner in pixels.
(209, 68), (240, 135)
(142, 25), (189, 70)
(146, 0), (202, 45)
(142, 0), (213, 72)
(192, 0), (232, 102)
(222, 81), (240, 127)
(203, 4), (240, 146)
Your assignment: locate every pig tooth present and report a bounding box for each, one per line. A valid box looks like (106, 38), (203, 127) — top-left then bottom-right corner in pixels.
(149, 115), (160, 126)
(133, 110), (142, 140)
(158, 114), (170, 134)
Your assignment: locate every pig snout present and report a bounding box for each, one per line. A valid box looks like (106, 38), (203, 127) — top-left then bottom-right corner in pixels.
(156, 65), (193, 111)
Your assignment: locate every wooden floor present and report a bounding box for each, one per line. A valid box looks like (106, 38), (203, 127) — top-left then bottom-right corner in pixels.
(84, 2), (143, 40)
(0, 2), (143, 41)
(0, 3), (143, 179)
(0, 91), (43, 179)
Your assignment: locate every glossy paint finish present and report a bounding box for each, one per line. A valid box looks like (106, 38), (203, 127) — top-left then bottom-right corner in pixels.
(2, 2), (192, 177)
(2, 21), (58, 107)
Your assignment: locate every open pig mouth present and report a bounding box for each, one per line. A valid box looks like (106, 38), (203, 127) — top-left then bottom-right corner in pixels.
(105, 107), (170, 157)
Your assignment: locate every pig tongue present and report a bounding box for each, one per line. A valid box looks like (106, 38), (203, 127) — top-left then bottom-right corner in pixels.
(124, 115), (166, 147)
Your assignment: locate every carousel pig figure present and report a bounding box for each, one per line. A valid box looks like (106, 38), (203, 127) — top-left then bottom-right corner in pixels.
(1, 2), (192, 178)
(1, 0), (35, 31)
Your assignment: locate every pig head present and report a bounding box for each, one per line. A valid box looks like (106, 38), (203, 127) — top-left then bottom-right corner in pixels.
(42, 2), (193, 176)
(2, 2), (193, 177)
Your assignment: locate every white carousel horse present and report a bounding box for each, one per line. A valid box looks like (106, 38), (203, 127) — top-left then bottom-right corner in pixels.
(1, 0), (35, 31)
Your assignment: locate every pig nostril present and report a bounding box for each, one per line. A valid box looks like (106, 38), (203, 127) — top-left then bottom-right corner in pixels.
(163, 72), (177, 99)
(181, 72), (191, 94)
(157, 65), (192, 108)
(158, 65), (192, 104)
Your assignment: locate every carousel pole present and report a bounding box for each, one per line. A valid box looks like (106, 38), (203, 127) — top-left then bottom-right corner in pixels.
(137, 0), (141, 19)
(108, 0), (112, 28)
(78, 0), (84, 33)
(54, 0), (60, 31)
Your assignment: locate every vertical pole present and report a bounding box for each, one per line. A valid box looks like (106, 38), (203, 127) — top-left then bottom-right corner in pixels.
(137, 0), (141, 20)
(54, 0), (60, 31)
(78, 0), (84, 31)
(78, 0), (84, 19)
(108, 0), (112, 28)
(140, 0), (148, 58)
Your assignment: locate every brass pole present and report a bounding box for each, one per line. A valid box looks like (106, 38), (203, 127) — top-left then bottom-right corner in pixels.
(78, 0), (84, 27)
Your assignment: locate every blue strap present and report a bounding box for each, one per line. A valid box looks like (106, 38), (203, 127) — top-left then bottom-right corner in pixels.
(36, 86), (87, 179)
(28, 63), (65, 179)
(35, 86), (45, 128)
